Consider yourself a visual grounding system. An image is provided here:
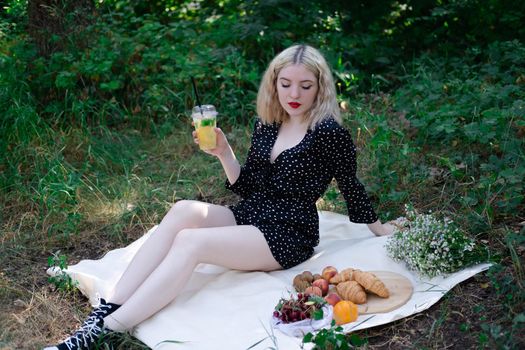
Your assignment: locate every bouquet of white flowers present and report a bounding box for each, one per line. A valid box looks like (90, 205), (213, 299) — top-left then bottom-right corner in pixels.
(386, 205), (481, 278)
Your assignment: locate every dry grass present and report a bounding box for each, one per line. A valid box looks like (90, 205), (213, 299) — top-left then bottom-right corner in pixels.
(0, 276), (81, 349)
(0, 227), (150, 350)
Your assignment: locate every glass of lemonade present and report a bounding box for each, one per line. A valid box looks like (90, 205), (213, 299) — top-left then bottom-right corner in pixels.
(192, 105), (218, 150)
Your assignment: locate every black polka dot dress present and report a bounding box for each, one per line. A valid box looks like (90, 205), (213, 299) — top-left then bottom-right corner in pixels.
(226, 117), (378, 269)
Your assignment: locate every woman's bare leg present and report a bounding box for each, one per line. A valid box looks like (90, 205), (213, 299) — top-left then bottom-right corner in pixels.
(108, 200), (237, 304)
(104, 224), (281, 331)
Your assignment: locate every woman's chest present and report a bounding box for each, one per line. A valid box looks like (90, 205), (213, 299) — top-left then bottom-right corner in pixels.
(270, 127), (308, 164)
(253, 128), (328, 180)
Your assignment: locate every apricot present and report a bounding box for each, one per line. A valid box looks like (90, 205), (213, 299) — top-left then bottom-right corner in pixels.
(321, 266), (338, 282)
(333, 300), (358, 325)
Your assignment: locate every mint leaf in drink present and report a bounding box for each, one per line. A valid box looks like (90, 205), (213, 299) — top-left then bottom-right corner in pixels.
(200, 118), (215, 127)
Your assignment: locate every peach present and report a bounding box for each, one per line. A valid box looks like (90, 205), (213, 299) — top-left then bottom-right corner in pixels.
(321, 266), (338, 282)
(304, 286), (323, 297)
(312, 278), (329, 296)
(324, 292), (342, 306)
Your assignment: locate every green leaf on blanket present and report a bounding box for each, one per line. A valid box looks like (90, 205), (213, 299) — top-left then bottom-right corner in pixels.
(348, 333), (367, 346)
(303, 320), (355, 349)
(47, 251), (78, 293)
(313, 308), (324, 320)
(303, 332), (314, 342)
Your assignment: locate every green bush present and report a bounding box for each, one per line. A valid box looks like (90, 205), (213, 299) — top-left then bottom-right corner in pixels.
(393, 40), (525, 224)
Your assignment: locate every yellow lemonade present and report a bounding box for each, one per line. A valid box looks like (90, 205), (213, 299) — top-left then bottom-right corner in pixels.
(192, 105), (218, 150)
(195, 117), (217, 150)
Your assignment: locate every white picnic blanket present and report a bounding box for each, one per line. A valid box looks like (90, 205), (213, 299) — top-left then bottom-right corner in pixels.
(49, 211), (490, 349)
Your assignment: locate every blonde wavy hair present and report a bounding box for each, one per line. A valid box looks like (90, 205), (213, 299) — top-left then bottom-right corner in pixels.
(256, 44), (341, 129)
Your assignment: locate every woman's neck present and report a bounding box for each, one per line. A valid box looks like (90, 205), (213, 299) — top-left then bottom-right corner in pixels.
(284, 115), (308, 128)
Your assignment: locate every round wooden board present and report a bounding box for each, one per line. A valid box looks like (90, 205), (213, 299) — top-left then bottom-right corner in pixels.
(355, 271), (413, 314)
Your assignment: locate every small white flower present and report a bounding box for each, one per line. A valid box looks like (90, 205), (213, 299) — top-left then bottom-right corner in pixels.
(385, 207), (478, 277)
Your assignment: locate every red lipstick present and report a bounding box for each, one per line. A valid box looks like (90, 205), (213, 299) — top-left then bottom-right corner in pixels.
(288, 102), (301, 109)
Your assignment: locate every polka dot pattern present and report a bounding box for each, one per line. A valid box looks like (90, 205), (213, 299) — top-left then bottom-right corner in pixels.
(226, 117), (378, 269)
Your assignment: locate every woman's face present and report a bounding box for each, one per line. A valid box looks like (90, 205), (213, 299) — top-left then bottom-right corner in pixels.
(276, 64), (318, 120)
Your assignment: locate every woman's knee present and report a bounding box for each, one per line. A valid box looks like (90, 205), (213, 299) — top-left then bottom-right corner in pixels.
(150, 201), (200, 240)
(166, 200), (204, 222)
(169, 199), (197, 213)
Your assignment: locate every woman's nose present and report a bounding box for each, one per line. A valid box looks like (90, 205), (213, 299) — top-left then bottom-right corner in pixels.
(290, 84), (300, 99)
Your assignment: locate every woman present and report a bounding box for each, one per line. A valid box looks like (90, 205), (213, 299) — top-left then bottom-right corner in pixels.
(44, 44), (394, 350)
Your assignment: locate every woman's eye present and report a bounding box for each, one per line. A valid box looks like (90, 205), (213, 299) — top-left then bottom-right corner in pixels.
(281, 84), (290, 88)
(302, 85), (312, 90)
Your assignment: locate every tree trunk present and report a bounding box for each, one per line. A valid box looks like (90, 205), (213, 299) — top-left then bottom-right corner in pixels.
(27, 0), (96, 56)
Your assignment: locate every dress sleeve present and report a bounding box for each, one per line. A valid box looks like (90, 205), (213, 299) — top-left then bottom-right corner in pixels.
(327, 125), (378, 224)
(224, 119), (261, 198)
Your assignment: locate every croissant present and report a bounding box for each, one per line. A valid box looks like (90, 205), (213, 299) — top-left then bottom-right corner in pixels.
(353, 270), (390, 298)
(329, 268), (356, 284)
(335, 281), (367, 304)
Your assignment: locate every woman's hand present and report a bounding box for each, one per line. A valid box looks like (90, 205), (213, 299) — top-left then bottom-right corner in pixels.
(193, 126), (241, 184)
(367, 220), (395, 236)
(192, 127), (231, 159)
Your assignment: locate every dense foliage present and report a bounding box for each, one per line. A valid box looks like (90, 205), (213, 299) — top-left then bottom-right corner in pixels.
(0, 0), (523, 349)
